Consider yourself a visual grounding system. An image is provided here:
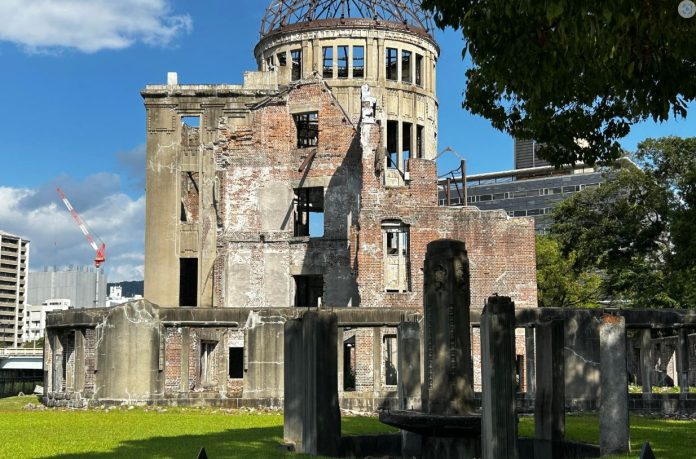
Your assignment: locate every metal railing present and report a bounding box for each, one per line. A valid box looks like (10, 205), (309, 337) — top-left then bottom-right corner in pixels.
(0, 348), (43, 357)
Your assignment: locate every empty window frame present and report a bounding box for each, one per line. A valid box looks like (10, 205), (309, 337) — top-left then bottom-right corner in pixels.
(416, 125), (424, 159)
(402, 122), (412, 171)
(402, 50), (412, 84)
(415, 54), (423, 86)
(181, 116), (200, 146)
(199, 341), (217, 386)
(383, 221), (410, 293)
(291, 49), (303, 80)
(337, 45), (349, 78)
(293, 112), (318, 148)
(386, 48), (398, 81)
(383, 335), (398, 386)
(294, 275), (324, 307)
(323, 46), (334, 78)
(343, 336), (356, 391)
(266, 56), (275, 71)
(277, 52), (287, 66)
(180, 172), (200, 223)
(179, 258), (198, 307)
(229, 347), (244, 379)
(353, 46), (365, 78)
(293, 187), (325, 237)
(386, 120), (399, 169)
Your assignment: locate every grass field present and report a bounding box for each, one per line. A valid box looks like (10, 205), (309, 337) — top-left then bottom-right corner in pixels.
(1, 396), (694, 458)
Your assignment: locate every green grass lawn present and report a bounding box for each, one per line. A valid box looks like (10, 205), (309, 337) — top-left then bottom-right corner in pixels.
(1, 396), (695, 458)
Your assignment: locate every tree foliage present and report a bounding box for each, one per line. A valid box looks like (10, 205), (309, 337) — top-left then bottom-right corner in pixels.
(421, 0), (696, 166)
(548, 136), (696, 307)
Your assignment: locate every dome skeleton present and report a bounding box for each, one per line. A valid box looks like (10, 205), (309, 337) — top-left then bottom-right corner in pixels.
(261, 0), (435, 36)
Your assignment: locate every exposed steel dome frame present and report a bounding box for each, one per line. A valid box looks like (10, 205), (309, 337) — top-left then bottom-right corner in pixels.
(260, 0), (435, 37)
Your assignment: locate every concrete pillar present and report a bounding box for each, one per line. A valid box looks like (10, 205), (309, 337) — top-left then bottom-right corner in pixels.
(640, 329), (653, 395)
(180, 327), (190, 392)
(283, 311), (340, 457)
(535, 320), (565, 459)
(398, 321), (422, 457)
(599, 315), (630, 456)
(677, 329), (690, 395)
(423, 240), (474, 415)
(525, 327), (536, 399)
(481, 296), (518, 459)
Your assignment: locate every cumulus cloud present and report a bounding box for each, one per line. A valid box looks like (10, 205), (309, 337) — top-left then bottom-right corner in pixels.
(116, 144), (146, 191)
(0, 0), (192, 53)
(0, 176), (145, 283)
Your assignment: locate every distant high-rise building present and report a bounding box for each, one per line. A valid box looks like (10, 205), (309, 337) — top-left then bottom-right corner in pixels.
(22, 299), (71, 343)
(27, 267), (106, 309)
(0, 230), (30, 348)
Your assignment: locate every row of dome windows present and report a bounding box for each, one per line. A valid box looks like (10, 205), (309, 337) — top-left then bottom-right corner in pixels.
(265, 45), (425, 85)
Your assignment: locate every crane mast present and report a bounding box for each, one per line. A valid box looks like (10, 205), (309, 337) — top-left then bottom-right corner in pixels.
(56, 187), (106, 268)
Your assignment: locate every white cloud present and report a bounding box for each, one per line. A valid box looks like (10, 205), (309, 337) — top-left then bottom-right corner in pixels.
(0, 178), (145, 283)
(0, 0), (192, 53)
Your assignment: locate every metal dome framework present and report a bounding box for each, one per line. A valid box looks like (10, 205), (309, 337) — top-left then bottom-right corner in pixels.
(261, 0), (435, 37)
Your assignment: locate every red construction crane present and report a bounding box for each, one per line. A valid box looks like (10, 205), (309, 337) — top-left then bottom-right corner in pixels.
(56, 187), (106, 268)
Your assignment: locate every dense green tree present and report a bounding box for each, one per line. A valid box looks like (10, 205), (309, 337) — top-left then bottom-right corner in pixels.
(421, 0), (696, 166)
(548, 136), (696, 307)
(536, 235), (602, 308)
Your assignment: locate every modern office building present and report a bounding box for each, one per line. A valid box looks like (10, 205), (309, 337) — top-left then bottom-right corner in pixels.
(0, 230), (30, 348)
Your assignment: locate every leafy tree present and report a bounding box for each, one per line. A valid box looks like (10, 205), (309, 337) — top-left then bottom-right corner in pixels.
(421, 0), (696, 166)
(536, 235), (602, 308)
(548, 136), (696, 307)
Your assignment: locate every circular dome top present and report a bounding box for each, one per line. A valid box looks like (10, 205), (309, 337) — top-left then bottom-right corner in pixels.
(260, 0), (435, 37)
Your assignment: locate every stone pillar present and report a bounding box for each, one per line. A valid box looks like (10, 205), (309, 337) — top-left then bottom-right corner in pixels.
(283, 311), (340, 457)
(481, 296), (518, 459)
(535, 320), (565, 459)
(423, 240), (474, 415)
(677, 329), (690, 395)
(398, 321), (422, 458)
(599, 315), (630, 456)
(525, 327), (536, 400)
(640, 329), (653, 395)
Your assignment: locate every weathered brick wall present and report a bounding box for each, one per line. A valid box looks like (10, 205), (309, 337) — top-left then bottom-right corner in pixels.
(84, 328), (96, 394)
(164, 328), (182, 393)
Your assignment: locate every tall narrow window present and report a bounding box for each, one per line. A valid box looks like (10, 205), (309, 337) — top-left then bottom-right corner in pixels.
(266, 56), (275, 71)
(229, 347), (244, 379)
(402, 50), (412, 84)
(415, 54), (423, 86)
(383, 335), (398, 386)
(200, 341), (217, 386)
(386, 121), (399, 170)
(277, 52), (287, 66)
(291, 49), (302, 81)
(383, 221), (410, 293)
(293, 112), (318, 148)
(323, 46), (334, 79)
(353, 46), (365, 78)
(386, 48), (398, 81)
(337, 45), (349, 78)
(294, 275), (324, 307)
(402, 122), (412, 171)
(416, 125), (424, 159)
(181, 116), (200, 146)
(179, 258), (198, 307)
(293, 187), (325, 237)
(343, 337), (356, 391)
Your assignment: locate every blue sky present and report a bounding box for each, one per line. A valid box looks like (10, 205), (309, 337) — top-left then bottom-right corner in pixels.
(0, 0), (693, 282)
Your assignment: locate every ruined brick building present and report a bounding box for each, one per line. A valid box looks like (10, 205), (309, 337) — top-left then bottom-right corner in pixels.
(43, 0), (537, 409)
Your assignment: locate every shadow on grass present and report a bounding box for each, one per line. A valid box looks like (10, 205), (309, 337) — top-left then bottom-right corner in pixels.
(42, 426), (298, 459)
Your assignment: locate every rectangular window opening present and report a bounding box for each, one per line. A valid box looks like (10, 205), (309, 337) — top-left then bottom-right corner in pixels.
(343, 336), (356, 391)
(415, 54), (423, 86)
(387, 120), (399, 169)
(291, 49), (303, 81)
(337, 45), (349, 78)
(294, 275), (324, 308)
(294, 187), (325, 237)
(323, 46), (334, 79)
(181, 116), (200, 146)
(383, 335), (398, 386)
(179, 258), (198, 307)
(416, 125), (424, 159)
(277, 52), (287, 66)
(383, 223), (410, 293)
(402, 122), (412, 171)
(293, 112), (318, 148)
(402, 50), (412, 84)
(200, 341), (217, 386)
(386, 48), (398, 81)
(353, 46), (365, 78)
(229, 347), (244, 379)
